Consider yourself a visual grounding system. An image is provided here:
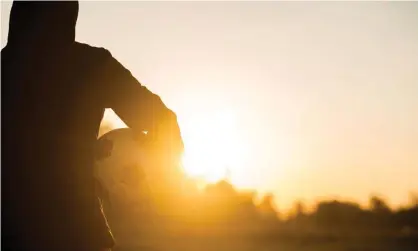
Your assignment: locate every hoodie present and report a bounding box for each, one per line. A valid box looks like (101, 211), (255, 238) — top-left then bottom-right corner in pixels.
(2, 2), (116, 251)
(2, 1), (183, 250)
(7, 1), (78, 47)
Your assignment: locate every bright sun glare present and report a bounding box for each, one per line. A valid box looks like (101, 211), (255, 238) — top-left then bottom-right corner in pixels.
(181, 110), (246, 183)
(104, 108), (248, 184)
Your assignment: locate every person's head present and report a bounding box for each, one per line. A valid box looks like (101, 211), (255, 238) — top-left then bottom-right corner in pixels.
(8, 1), (79, 46)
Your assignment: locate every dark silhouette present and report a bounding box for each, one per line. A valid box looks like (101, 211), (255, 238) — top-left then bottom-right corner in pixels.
(1, 1), (184, 251)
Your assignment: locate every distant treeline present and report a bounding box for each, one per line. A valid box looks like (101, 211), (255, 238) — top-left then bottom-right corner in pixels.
(97, 125), (418, 238)
(103, 177), (418, 237)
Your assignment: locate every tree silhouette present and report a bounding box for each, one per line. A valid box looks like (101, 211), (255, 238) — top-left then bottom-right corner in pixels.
(369, 195), (391, 214)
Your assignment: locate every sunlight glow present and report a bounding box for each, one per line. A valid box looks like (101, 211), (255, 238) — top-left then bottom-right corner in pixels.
(104, 109), (127, 129)
(181, 109), (248, 183)
(103, 108), (251, 186)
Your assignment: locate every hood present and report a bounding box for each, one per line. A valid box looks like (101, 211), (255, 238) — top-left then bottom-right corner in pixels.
(7, 1), (79, 46)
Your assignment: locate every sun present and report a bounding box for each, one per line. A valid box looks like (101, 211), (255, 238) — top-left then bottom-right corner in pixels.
(180, 109), (246, 183)
(102, 108), (249, 185)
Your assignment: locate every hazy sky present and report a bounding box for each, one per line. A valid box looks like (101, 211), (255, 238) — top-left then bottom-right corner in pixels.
(2, 1), (418, 210)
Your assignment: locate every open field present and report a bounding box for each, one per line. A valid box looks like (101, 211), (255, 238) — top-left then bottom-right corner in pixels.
(113, 236), (418, 251)
(111, 229), (418, 251)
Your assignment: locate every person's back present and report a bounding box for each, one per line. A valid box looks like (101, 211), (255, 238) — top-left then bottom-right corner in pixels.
(2, 2), (184, 251)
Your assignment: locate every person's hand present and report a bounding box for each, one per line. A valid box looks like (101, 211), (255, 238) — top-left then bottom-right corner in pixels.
(153, 122), (184, 165)
(134, 116), (184, 165)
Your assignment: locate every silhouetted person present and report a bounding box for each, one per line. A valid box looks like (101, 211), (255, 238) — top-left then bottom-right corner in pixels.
(1, 2), (184, 251)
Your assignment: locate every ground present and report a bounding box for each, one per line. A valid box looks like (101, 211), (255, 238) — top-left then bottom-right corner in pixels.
(112, 232), (418, 251)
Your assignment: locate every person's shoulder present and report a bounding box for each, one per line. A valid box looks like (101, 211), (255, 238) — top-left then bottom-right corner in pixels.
(1, 45), (11, 59)
(74, 42), (113, 60)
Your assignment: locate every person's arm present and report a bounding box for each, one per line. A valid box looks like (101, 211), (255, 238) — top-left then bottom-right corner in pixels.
(100, 49), (184, 165)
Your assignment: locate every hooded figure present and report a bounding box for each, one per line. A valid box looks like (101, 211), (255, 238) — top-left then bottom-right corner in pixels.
(1, 1), (184, 251)
(7, 1), (78, 46)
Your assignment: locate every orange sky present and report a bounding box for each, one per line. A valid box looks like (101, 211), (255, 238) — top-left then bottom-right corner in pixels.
(2, 1), (418, 210)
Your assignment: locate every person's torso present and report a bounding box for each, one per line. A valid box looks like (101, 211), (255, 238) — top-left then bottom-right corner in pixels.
(2, 42), (110, 215)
